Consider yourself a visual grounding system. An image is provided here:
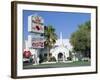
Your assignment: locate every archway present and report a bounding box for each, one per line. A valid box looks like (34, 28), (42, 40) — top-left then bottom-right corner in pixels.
(58, 52), (63, 61)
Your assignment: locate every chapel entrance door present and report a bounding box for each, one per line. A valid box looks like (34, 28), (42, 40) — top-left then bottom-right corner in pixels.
(58, 52), (63, 61)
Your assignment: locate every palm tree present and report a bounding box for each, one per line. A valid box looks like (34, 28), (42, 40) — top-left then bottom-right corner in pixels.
(44, 25), (57, 61)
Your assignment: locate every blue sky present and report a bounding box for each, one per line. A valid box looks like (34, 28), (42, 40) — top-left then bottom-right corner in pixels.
(23, 10), (91, 40)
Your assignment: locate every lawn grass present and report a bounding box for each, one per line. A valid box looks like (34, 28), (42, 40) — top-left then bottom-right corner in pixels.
(23, 61), (91, 69)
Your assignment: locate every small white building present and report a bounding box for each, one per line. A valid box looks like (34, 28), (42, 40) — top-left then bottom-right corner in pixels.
(40, 32), (73, 62)
(50, 39), (72, 62)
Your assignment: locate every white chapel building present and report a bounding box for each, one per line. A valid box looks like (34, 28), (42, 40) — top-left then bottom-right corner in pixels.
(50, 32), (73, 62)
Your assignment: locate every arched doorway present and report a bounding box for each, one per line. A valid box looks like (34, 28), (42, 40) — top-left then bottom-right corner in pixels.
(58, 52), (63, 61)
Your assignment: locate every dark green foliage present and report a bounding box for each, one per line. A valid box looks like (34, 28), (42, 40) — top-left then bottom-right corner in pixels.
(70, 21), (91, 58)
(49, 56), (56, 62)
(44, 25), (57, 61)
(67, 57), (72, 61)
(69, 50), (73, 60)
(39, 54), (44, 63)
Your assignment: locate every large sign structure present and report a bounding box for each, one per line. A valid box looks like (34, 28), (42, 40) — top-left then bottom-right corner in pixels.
(28, 35), (44, 48)
(28, 14), (44, 33)
(28, 14), (45, 48)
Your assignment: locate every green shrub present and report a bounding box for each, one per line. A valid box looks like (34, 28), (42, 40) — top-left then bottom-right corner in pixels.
(67, 57), (72, 60)
(49, 56), (56, 62)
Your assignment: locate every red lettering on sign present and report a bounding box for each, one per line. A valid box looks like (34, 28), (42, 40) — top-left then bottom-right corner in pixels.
(32, 42), (44, 48)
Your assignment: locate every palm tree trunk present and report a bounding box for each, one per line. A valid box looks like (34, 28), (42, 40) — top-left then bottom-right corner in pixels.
(47, 47), (50, 61)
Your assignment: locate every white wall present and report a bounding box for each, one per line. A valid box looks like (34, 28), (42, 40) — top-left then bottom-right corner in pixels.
(0, 0), (100, 80)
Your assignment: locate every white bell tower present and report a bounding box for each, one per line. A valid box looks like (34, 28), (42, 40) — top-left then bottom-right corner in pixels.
(60, 32), (63, 46)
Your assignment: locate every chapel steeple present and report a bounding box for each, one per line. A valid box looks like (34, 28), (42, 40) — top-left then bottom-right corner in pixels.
(60, 32), (63, 46)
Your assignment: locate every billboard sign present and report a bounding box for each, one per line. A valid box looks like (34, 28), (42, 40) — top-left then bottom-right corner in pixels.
(28, 14), (44, 33)
(28, 35), (45, 48)
(32, 38), (44, 48)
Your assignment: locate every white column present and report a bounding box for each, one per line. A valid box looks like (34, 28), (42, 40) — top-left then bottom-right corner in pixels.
(63, 53), (65, 62)
(25, 40), (29, 51)
(28, 35), (32, 48)
(33, 49), (39, 65)
(56, 54), (58, 62)
(60, 32), (63, 45)
(28, 15), (32, 32)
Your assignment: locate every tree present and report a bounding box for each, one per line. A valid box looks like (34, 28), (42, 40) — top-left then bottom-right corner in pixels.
(70, 21), (91, 58)
(44, 25), (57, 61)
